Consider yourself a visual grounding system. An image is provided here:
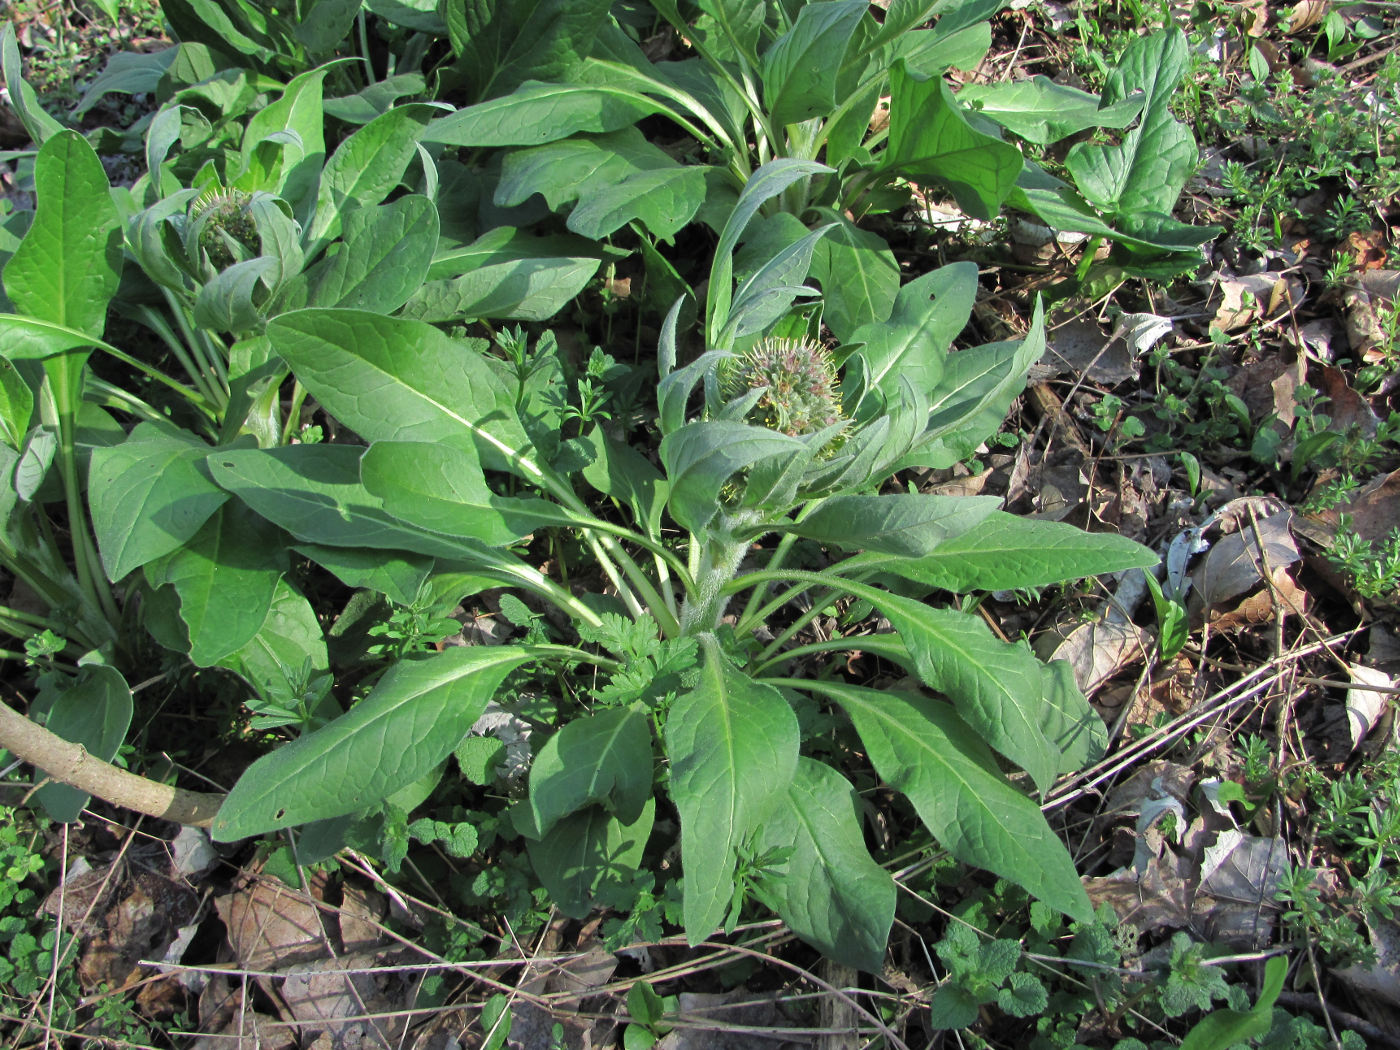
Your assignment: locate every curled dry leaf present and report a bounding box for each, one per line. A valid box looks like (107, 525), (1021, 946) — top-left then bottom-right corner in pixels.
(1285, 0), (1329, 34)
(1209, 272), (1304, 331)
(1344, 662), (1394, 751)
(1190, 500), (1299, 609)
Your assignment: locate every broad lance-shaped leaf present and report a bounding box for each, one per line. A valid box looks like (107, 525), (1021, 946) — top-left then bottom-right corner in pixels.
(896, 299), (1045, 471)
(797, 681), (1092, 922)
(3, 130), (122, 337)
(305, 195), (439, 313)
(755, 758), (894, 973)
(838, 579), (1058, 794)
(838, 511), (1158, 592)
(267, 309), (533, 477)
(849, 262), (976, 403)
(425, 82), (666, 148)
(957, 77), (1143, 146)
(521, 704), (652, 839)
(215, 577), (330, 711)
(808, 211), (899, 344)
(1066, 29), (1196, 219)
(761, 0), (869, 127)
(442, 0), (611, 101)
(525, 800), (655, 919)
(781, 493), (1000, 558)
(213, 645), (533, 840)
(33, 665), (132, 823)
(88, 422), (229, 581)
(666, 644), (799, 942)
(208, 444), (509, 561)
(660, 421), (806, 534)
(306, 104), (434, 256)
(144, 501), (287, 666)
(881, 61), (1020, 221)
(359, 441), (571, 548)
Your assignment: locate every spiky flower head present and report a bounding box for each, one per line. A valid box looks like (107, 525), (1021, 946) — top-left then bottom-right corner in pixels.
(720, 335), (843, 438)
(189, 188), (259, 270)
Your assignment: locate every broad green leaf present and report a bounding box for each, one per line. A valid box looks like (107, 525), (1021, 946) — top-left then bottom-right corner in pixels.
(33, 665), (133, 822)
(900, 300), (1045, 469)
(145, 501), (286, 666)
(1178, 955), (1286, 1050)
(847, 511), (1158, 591)
(216, 577), (330, 709)
(293, 0), (360, 54)
(364, 0), (443, 32)
(666, 646), (799, 942)
(73, 47), (178, 118)
(786, 493), (1000, 557)
(850, 262), (976, 402)
(0, 22), (65, 143)
(802, 681), (1091, 921)
(1010, 180), (1216, 254)
(709, 159), (833, 342)
(522, 704), (652, 837)
(425, 82), (666, 147)
(808, 212), (899, 343)
(659, 421), (807, 533)
(894, 23), (992, 76)
(212, 645), (534, 839)
(525, 799), (655, 918)
(1065, 29), (1196, 218)
(239, 66), (329, 211)
(192, 257), (278, 334)
(958, 77), (1143, 145)
(755, 758), (894, 973)
(1040, 660), (1108, 773)
(305, 196), (439, 312)
(882, 62), (1020, 221)
(4, 131), (122, 337)
(404, 227), (603, 323)
(88, 423), (229, 581)
(0, 357), (34, 448)
(306, 104), (433, 255)
(266, 309), (531, 475)
(323, 72), (428, 124)
(292, 544), (434, 607)
(442, 0), (611, 101)
(579, 425), (668, 540)
(568, 166), (709, 241)
(496, 128), (677, 211)
(208, 444), (494, 560)
(157, 0), (270, 64)
(0, 316), (114, 361)
(359, 440), (569, 546)
(761, 1), (868, 127)
(854, 586), (1059, 794)
(724, 223), (833, 340)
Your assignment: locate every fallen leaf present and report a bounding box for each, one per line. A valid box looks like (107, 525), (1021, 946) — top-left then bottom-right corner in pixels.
(1344, 663), (1394, 750)
(1042, 617), (1153, 696)
(218, 876), (331, 971)
(1191, 501), (1299, 608)
(1285, 0), (1329, 34)
(1210, 272), (1304, 331)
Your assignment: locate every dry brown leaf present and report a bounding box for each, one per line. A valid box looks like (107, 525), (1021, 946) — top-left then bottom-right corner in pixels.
(1345, 663), (1395, 750)
(1285, 0), (1329, 34)
(1042, 618), (1153, 696)
(280, 952), (410, 1050)
(1337, 920), (1400, 1011)
(1041, 315), (1137, 383)
(1210, 272), (1304, 331)
(1316, 468), (1400, 545)
(217, 876), (331, 971)
(1191, 502), (1299, 609)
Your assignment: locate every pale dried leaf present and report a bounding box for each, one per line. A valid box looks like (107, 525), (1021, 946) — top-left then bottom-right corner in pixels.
(1044, 618), (1152, 696)
(1345, 663), (1394, 750)
(1285, 0), (1329, 34)
(1337, 919), (1400, 1009)
(1192, 506), (1298, 608)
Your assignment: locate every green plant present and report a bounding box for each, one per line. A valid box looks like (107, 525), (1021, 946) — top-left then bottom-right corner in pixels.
(1326, 517), (1400, 603)
(182, 164), (1155, 971)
